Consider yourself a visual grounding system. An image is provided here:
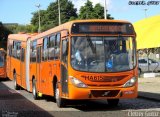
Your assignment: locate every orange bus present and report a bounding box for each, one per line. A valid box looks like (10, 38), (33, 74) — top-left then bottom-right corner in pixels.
(29, 19), (138, 107)
(7, 34), (34, 90)
(0, 48), (6, 78)
(7, 20), (138, 108)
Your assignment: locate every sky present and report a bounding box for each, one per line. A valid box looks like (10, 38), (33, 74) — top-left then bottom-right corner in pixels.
(0, 0), (160, 25)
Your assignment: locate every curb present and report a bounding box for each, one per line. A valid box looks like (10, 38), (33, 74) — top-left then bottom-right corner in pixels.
(138, 91), (160, 102)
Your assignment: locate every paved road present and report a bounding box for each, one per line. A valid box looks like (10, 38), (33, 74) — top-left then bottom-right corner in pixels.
(0, 79), (160, 117)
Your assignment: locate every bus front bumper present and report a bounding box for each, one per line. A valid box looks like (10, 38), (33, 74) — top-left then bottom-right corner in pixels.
(67, 84), (138, 100)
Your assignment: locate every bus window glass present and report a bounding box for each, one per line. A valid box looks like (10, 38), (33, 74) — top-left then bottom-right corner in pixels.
(30, 40), (37, 62)
(71, 36), (136, 72)
(0, 51), (4, 67)
(37, 47), (41, 63)
(55, 33), (60, 59)
(21, 48), (25, 62)
(12, 41), (17, 58)
(62, 39), (68, 63)
(49, 35), (55, 60)
(42, 37), (49, 61)
(16, 42), (21, 60)
(8, 43), (12, 57)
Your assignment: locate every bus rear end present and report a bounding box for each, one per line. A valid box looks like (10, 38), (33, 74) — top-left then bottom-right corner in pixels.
(57, 20), (137, 107)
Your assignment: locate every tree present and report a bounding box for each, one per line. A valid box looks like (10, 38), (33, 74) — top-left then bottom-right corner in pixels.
(31, 0), (78, 31)
(93, 3), (104, 19)
(79, 0), (114, 20)
(31, 10), (48, 32)
(78, 0), (94, 19)
(0, 22), (12, 49)
(0, 22), (12, 41)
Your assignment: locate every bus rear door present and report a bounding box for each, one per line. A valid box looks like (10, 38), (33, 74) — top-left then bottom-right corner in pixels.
(20, 48), (26, 88)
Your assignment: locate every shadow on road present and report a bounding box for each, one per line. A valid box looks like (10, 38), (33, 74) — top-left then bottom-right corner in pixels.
(1, 79), (160, 115)
(0, 79), (53, 117)
(33, 89), (160, 112)
(66, 97), (160, 111)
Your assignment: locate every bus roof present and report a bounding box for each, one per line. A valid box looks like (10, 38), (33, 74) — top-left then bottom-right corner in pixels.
(31, 19), (132, 40)
(8, 33), (36, 42)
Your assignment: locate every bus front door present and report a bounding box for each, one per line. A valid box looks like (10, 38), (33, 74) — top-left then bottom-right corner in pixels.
(60, 38), (69, 95)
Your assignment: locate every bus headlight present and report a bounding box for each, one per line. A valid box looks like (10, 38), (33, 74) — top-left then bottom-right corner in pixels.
(70, 76), (88, 88)
(123, 77), (137, 87)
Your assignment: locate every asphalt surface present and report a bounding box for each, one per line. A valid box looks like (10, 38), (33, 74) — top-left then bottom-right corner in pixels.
(0, 79), (52, 117)
(0, 78), (160, 117)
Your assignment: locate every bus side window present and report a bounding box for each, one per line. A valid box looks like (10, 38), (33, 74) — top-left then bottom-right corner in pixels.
(49, 35), (55, 60)
(42, 37), (49, 61)
(30, 42), (33, 62)
(62, 39), (68, 64)
(21, 48), (25, 62)
(30, 40), (37, 62)
(37, 47), (41, 63)
(16, 42), (21, 60)
(12, 41), (17, 58)
(55, 33), (60, 59)
(8, 41), (12, 57)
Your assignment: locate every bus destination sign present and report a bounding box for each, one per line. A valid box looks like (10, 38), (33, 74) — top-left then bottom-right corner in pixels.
(71, 22), (135, 35)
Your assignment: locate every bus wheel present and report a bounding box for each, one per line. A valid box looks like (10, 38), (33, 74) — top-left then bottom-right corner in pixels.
(13, 73), (20, 90)
(32, 79), (38, 100)
(107, 99), (119, 107)
(55, 82), (65, 108)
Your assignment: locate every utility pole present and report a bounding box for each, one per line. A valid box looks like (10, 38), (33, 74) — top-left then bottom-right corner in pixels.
(144, 8), (148, 18)
(104, 0), (107, 19)
(35, 4), (41, 33)
(58, 0), (61, 25)
(143, 9), (149, 71)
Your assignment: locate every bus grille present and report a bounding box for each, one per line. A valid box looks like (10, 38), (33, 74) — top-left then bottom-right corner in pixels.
(91, 90), (120, 97)
(88, 84), (122, 87)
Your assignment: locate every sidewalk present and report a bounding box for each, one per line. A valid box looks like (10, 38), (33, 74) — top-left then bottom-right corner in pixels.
(138, 77), (160, 101)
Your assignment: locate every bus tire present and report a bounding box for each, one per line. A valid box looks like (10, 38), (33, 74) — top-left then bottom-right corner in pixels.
(32, 79), (38, 100)
(55, 82), (65, 108)
(107, 99), (119, 107)
(13, 73), (20, 90)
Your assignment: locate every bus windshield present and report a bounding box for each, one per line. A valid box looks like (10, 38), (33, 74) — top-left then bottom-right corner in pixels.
(71, 36), (136, 73)
(0, 51), (5, 67)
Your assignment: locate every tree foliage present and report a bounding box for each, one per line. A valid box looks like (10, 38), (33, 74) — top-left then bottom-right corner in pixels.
(78, 0), (94, 19)
(31, 0), (77, 32)
(6, 24), (36, 34)
(0, 22), (12, 49)
(0, 22), (12, 41)
(79, 0), (114, 19)
(31, 0), (114, 32)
